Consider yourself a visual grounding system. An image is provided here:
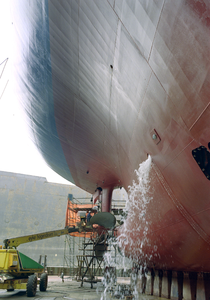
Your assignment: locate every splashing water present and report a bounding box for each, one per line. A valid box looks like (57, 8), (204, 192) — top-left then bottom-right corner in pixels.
(100, 156), (154, 299)
(118, 155), (153, 264)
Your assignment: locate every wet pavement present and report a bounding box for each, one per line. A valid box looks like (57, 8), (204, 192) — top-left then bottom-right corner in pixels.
(0, 276), (158, 300)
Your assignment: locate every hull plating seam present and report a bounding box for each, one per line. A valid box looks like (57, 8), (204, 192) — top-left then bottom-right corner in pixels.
(153, 163), (210, 245)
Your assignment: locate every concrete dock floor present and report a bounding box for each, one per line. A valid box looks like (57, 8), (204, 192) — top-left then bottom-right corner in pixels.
(0, 276), (159, 300)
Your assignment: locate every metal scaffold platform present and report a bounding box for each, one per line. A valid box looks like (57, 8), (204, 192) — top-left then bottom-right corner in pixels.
(76, 233), (105, 288)
(62, 193), (124, 287)
(63, 194), (96, 277)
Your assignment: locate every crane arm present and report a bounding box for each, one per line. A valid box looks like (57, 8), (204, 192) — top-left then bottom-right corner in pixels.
(3, 227), (78, 249)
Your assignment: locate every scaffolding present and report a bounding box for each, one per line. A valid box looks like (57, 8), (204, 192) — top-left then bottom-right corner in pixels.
(63, 235), (75, 276)
(63, 194), (97, 277)
(63, 192), (126, 284)
(76, 227), (110, 288)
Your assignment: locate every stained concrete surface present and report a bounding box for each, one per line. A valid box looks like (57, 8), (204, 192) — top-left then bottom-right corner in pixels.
(0, 276), (158, 300)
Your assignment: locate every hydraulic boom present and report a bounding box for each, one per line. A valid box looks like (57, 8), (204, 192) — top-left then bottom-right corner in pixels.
(3, 226), (78, 249)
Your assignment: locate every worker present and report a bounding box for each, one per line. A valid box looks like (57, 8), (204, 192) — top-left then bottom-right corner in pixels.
(60, 272), (64, 282)
(87, 211), (92, 223)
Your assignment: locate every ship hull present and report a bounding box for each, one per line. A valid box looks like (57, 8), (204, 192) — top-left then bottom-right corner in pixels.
(10, 0), (210, 272)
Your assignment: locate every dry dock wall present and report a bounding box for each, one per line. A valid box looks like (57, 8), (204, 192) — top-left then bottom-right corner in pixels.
(0, 171), (91, 267)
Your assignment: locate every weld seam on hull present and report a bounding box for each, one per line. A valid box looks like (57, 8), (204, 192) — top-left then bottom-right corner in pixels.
(152, 163), (210, 245)
(189, 101), (210, 131)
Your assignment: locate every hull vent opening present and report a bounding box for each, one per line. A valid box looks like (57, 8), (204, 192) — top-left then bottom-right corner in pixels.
(192, 145), (210, 180)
